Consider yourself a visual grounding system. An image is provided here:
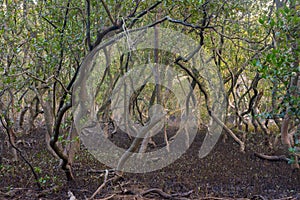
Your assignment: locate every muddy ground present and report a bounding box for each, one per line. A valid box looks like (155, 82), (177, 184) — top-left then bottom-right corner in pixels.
(0, 125), (299, 199)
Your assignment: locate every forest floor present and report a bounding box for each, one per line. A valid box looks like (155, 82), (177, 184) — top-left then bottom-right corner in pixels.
(0, 125), (300, 200)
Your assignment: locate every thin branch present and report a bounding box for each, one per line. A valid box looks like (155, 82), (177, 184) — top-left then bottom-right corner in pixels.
(25, 72), (49, 84)
(0, 93), (42, 189)
(211, 26), (272, 45)
(93, 0), (160, 48)
(141, 188), (193, 199)
(126, 0), (140, 18)
(40, 15), (61, 33)
(53, 76), (70, 94)
(254, 152), (289, 162)
(100, 0), (116, 25)
(174, 59), (245, 152)
(53, 0), (71, 113)
(49, 102), (74, 181)
(96, 194), (115, 200)
(210, 111), (245, 152)
(199, 197), (250, 200)
(89, 169), (109, 200)
(86, 0), (92, 51)
(128, 1), (162, 28)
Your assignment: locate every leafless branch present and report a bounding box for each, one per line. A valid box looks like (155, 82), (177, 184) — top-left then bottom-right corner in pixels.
(89, 169), (109, 200)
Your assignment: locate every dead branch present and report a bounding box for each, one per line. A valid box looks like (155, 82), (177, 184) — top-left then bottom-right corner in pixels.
(274, 194), (300, 200)
(87, 169), (116, 174)
(252, 195), (268, 200)
(254, 152), (289, 162)
(95, 194), (115, 200)
(89, 169), (109, 200)
(199, 197), (250, 200)
(210, 112), (245, 152)
(140, 188), (193, 199)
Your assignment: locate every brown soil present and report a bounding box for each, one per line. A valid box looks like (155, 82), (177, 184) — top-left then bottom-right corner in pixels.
(0, 126), (299, 199)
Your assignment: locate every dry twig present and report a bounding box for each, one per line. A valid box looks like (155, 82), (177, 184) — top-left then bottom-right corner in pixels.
(141, 188), (193, 199)
(89, 170), (109, 200)
(254, 152), (289, 162)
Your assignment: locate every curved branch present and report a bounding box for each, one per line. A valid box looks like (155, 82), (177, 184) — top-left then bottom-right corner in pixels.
(49, 102), (74, 181)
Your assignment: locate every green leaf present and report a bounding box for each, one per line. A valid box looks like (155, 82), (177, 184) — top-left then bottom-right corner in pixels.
(258, 18), (264, 24)
(288, 147), (296, 153)
(269, 18), (275, 27)
(287, 158), (295, 165)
